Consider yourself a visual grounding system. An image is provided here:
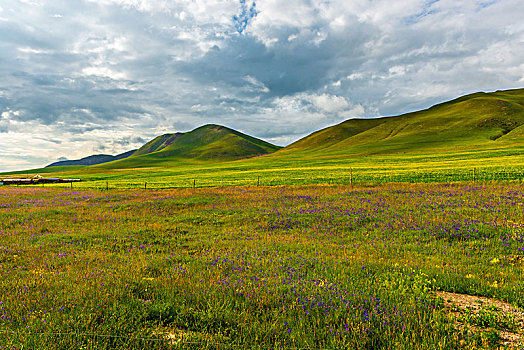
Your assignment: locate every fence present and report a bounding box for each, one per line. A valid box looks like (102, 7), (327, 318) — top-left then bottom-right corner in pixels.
(2, 167), (523, 191)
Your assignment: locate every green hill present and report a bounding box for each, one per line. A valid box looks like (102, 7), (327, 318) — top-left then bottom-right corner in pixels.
(96, 124), (281, 169)
(282, 88), (524, 156)
(150, 124), (281, 159)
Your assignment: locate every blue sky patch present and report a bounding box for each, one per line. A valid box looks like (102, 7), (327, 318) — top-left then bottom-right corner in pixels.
(233, 0), (258, 34)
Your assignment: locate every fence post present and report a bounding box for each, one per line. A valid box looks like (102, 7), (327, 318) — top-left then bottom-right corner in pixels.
(350, 168), (353, 188)
(258, 175), (260, 186)
(473, 168), (476, 183)
(106, 182), (109, 191)
(145, 182), (147, 190)
(193, 179), (196, 189)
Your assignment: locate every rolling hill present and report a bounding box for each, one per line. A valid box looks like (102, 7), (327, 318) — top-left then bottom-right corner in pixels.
(283, 88), (524, 156)
(94, 124), (282, 169)
(148, 124), (281, 160)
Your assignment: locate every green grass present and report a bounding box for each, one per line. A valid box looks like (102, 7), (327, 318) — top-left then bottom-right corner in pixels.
(3, 145), (522, 191)
(3, 165), (88, 176)
(0, 183), (522, 348)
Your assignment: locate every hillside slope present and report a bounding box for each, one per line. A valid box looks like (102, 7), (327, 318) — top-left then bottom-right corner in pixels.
(133, 133), (184, 156)
(282, 88), (524, 156)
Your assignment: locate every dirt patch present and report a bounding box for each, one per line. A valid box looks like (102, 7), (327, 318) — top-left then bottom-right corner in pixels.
(437, 291), (524, 348)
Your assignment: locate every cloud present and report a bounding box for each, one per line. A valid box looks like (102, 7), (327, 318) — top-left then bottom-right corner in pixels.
(0, 0), (523, 171)
(113, 135), (146, 147)
(272, 93), (353, 116)
(307, 94), (351, 114)
(80, 66), (128, 80)
(243, 75), (269, 93)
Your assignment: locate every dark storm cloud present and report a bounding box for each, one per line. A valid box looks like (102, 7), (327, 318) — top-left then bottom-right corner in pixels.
(177, 22), (373, 98)
(4, 76), (146, 126)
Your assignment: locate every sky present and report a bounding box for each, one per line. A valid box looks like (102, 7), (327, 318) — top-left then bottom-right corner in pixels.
(0, 0), (523, 172)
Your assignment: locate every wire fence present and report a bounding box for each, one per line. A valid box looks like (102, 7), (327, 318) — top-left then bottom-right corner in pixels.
(1, 167), (524, 191)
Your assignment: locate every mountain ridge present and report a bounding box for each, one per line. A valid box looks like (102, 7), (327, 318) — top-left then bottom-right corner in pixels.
(46, 149), (137, 167)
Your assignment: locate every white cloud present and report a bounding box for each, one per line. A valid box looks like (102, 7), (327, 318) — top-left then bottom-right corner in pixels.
(71, 35), (129, 55)
(17, 47), (50, 54)
(243, 75), (270, 93)
(86, 0), (238, 24)
(388, 65), (406, 77)
(348, 72), (366, 81)
(80, 66), (128, 80)
(190, 104), (207, 112)
(1, 110), (21, 120)
(274, 93), (353, 114)
(18, 0), (42, 6)
(0, 115), (154, 172)
(307, 94), (350, 113)
(339, 105), (366, 119)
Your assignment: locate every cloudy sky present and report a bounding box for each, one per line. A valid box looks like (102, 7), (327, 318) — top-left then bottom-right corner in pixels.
(0, 0), (523, 171)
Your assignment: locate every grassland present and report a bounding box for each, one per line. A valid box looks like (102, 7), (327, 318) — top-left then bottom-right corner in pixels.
(3, 144), (523, 191)
(0, 183), (523, 349)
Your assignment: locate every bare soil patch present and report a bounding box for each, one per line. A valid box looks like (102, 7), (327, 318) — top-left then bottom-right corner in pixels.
(437, 291), (524, 348)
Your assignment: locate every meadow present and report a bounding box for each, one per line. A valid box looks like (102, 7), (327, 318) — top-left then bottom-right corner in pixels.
(0, 182), (523, 349)
(6, 143), (524, 191)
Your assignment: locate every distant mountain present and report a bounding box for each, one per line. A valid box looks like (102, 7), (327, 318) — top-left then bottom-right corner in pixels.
(282, 88), (524, 155)
(46, 149), (136, 167)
